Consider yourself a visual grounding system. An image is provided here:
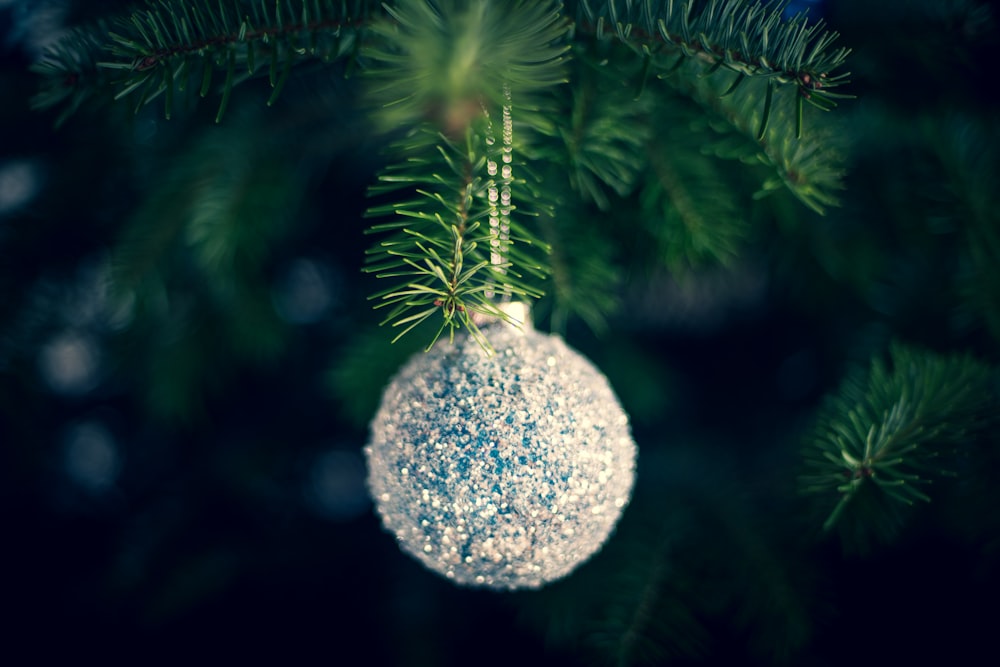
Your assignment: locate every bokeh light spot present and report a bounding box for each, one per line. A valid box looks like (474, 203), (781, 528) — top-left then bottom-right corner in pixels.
(305, 449), (370, 521)
(63, 421), (121, 493)
(272, 258), (338, 324)
(0, 160), (42, 216)
(38, 331), (101, 395)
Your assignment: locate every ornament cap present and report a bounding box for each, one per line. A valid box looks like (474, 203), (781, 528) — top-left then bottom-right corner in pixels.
(472, 301), (532, 335)
(498, 301), (531, 332)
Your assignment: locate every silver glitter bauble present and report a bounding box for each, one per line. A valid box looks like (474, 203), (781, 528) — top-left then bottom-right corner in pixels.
(365, 309), (637, 590)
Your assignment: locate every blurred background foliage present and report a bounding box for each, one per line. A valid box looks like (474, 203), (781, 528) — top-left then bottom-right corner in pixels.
(2, 0), (999, 664)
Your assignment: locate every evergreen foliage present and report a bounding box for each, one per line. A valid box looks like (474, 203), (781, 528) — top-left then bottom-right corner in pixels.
(32, 0), (375, 123)
(572, 0), (852, 119)
(6, 0), (1000, 664)
(31, 0), (852, 344)
(545, 47), (651, 211)
(639, 93), (748, 268)
(801, 343), (996, 552)
(362, 119), (550, 350)
(362, 0), (570, 132)
(535, 198), (623, 334)
(935, 117), (1000, 342)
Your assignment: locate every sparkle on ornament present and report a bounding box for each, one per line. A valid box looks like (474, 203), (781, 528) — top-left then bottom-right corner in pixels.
(365, 318), (637, 590)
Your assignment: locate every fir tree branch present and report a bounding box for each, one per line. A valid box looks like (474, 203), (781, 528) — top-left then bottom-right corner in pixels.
(32, 0), (377, 122)
(800, 342), (996, 551)
(931, 116), (1000, 345)
(29, 0), (855, 348)
(590, 546), (691, 666)
(571, 0), (852, 123)
(362, 0), (570, 134)
(29, 23), (115, 127)
(363, 117), (550, 351)
(639, 94), (748, 269)
(535, 197), (622, 335)
(569, 0), (850, 214)
(660, 57), (845, 214)
(360, 1), (570, 349)
(556, 48), (652, 210)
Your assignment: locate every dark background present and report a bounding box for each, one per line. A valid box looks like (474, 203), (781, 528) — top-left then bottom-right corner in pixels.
(2, 1), (999, 664)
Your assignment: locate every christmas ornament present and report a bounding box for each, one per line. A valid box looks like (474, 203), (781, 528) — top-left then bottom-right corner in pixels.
(365, 305), (637, 590)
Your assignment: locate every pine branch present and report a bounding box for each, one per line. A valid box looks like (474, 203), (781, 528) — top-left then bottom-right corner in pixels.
(800, 342), (996, 551)
(572, 0), (852, 125)
(960, 212), (1000, 344)
(551, 48), (652, 210)
(649, 44), (845, 214)
(568, 1), (851, 212)
(535, 197), (622, 335)
(29, 23), (115, 127)
(32, 0), (376, 122)
(362, 0), (570, 133)
(363, 116), (550, 351)
(638, 90), (748, 269)
(643, 150), (743, 269)
(589, 545), (707, 666)
(930, 116), (1000, 345)
(29, 0), (855, 347)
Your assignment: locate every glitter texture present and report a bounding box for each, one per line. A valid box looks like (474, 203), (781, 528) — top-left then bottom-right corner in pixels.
(365, 318), (637, 590)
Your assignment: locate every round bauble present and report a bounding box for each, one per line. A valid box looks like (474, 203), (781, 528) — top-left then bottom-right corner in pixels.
(365, 314), (637, 590)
